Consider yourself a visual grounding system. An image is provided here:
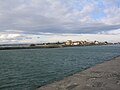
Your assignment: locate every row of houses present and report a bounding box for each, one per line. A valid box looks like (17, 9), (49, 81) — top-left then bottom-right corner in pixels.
(29, 40), (109, 47)
(65, 40), (108, 46)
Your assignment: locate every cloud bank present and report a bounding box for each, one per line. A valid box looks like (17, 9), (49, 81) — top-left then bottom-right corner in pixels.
(0, 0), (120, 43)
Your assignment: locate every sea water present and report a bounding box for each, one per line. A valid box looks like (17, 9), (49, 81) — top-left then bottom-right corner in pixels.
(0, 45), (120, 90)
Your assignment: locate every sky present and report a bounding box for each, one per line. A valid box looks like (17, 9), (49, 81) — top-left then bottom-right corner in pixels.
(0, 0), (120, 44)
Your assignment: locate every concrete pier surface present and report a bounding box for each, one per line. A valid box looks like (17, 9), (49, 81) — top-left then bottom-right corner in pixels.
(37, 56), (120, 90)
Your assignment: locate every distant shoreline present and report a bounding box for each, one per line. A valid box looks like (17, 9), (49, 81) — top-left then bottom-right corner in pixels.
(0, 45), (62, 50)
(0, 44), (116, 50)
(1, 40), (119, 50)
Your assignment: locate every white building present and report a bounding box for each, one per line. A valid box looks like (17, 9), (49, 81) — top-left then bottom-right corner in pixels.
(65, 40), (73, 45)
(73, 41), (80, 45)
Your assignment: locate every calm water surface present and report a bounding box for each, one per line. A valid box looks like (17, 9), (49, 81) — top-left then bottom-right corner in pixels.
(0, 45), (120, 90)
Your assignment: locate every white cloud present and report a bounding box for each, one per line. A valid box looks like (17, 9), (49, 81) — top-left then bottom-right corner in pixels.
(101, 7), (120, 25)
(0, 30), (119, 44)
(0, 34), (20, 39)
(0, 0), (95, 31)
(99, 29), (120, 35)
(0, 0), (120, 43)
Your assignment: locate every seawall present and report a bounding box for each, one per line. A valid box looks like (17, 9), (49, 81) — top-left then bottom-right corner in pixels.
(37, 56), (120, 90)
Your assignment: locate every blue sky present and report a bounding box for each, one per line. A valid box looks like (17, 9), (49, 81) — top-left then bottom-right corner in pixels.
(0, 0), (120, 43)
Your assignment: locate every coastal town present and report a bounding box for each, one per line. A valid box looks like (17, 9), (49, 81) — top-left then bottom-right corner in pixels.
(0, 40), (119, 50)
(30, 40), (110, 47)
